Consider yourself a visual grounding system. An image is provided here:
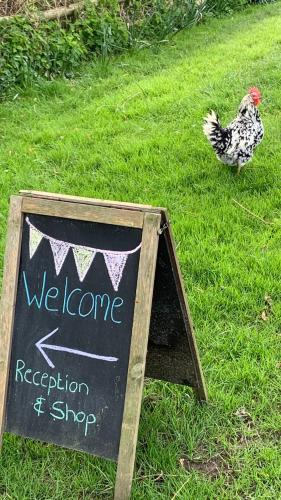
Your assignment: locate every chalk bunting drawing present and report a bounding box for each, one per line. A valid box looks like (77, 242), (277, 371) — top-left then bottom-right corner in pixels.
(26, 217), (141, 292)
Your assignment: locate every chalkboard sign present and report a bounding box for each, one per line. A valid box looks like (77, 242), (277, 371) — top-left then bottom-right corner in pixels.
(6, 213), (141, 460)
(0, 191), (207, 500)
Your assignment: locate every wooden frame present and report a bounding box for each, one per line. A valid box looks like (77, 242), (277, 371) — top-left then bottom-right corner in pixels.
(115, 212), (161, 499)
(0, 196), (23, 443)
(0, 191), (206, 499)
(21, 196), (144, 229)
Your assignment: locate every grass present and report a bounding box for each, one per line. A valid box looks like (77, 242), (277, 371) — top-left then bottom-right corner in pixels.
(1, 2), (281, 498)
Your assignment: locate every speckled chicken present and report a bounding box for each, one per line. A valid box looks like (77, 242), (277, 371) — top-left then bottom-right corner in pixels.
(203, 87), (264, 174)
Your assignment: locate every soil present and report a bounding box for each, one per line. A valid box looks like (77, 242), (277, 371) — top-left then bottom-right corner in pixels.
(180, 455), (232, 479)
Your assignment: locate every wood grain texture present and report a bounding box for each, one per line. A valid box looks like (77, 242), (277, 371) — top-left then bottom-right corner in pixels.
(20, 190), (166, 214)
(114, 212), (161, 500)
(22, 197), (144, 229)
(0, 196), (23, 444)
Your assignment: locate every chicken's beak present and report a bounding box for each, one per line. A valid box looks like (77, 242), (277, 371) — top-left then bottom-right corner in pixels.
(250, 94), (262, 106)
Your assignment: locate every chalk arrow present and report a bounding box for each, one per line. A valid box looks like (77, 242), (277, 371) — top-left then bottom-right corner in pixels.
(35, 328), (118, 369)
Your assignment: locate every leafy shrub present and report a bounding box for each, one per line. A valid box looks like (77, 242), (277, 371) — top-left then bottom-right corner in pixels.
(205, 0), (248, 15)
(0, 0), (277, 94)
(205, 0), (275, 14)
(0, 17), (86, 92)
(120, 0), (276, 42)
(121, 0), (204, 42)
(75, 2), (128, 56)
(0, 3), (128, 93)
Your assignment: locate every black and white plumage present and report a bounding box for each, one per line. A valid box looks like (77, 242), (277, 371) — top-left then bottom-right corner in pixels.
(203, 88), (264, 174)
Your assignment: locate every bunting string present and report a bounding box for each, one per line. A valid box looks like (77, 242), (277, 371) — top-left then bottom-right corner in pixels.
(26, 217), (141, 291)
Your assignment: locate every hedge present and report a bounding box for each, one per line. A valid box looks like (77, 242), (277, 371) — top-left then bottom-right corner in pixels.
(0, 0), (277, 94)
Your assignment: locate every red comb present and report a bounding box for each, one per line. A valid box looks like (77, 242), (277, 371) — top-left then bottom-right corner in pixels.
(248, 87), (261, 105)
(249, 87), (261, 98)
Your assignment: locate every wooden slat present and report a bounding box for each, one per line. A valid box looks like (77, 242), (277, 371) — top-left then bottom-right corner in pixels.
(20, 190), (165, 214)
(41, 1), (84, 20)
(114, 212), (161, 500)
(0, 196), (23, 443)
(0, 0), (97, 22)
(21, 197), (144, 229)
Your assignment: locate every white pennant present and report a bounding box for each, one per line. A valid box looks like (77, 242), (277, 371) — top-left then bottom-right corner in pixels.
(29, 225), (43, 259)
(103, 253), (128, 292)
(72, 247), (96, 282)
(49, 240), (70, 275)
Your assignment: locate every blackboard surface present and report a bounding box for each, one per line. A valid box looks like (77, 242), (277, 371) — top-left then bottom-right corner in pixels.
(5, 214), (141, 460)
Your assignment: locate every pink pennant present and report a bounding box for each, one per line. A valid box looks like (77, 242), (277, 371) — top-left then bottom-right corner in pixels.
(49, 240), (70, 275)
(103, 253), (128, 292)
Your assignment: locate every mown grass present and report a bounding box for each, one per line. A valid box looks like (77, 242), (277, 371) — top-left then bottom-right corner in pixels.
(1, 2), (281, 498)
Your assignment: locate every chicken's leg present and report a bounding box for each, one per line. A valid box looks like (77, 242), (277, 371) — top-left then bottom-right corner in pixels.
(236, 161), (243, 175)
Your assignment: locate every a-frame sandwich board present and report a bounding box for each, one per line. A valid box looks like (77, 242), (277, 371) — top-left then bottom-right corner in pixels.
(0, 191), (207, 500)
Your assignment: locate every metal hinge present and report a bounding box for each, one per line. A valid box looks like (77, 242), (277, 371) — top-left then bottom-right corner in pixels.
(158, 222), (169, 235)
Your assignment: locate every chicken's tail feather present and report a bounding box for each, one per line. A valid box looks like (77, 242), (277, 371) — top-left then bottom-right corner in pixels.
(203, 110), (230, 155)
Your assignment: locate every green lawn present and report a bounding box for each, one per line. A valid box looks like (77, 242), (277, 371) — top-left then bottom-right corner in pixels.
(1, 2), (281, 498)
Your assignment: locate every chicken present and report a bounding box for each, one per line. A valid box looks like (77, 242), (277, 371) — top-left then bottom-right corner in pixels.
(203, 87), (264, 174)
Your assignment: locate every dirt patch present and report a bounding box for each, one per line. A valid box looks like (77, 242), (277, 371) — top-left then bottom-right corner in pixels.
(259, 294), (273, 321)
(180, 454), (232, 479)
(234, 407), (255, 429)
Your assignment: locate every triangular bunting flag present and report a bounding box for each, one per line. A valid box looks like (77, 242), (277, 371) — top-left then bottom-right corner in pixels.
(103, 253), (128, 292)
(72, 247), (96, 282)
(29, 225), (43, 259)
(49, 240), (70, 275)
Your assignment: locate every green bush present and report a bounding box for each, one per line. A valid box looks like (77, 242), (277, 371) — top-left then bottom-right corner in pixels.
(0, 0), (277, 94)
(205, 0), (247, 15)
(118, 0), (276, 42)
(205, 0), (274, 15)
(0, 3), (128, 93)
(123, 0), (201, 41)
(0, 17), (86, 92)
(75, 2), (128, 56)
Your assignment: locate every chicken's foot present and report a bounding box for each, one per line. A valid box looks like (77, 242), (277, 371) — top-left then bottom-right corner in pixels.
(236, 163), (243, 175)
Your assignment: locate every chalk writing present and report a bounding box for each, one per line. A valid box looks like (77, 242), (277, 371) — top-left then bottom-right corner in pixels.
(33, 396), (45, 416)
(31, 397), (97, 436)
(15, 359), (90, 396)
(50, 402), (96, 436)
(22, 271), (124, 323)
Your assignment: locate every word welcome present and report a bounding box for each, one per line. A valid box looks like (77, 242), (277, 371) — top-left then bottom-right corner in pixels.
(16, 359), (89, 396)
(22, 271), (124, 323)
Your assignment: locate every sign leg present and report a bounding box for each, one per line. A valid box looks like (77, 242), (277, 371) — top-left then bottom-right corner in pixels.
(0, 196), (23, 445)
(114, 213), (161, 500)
